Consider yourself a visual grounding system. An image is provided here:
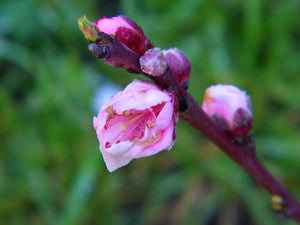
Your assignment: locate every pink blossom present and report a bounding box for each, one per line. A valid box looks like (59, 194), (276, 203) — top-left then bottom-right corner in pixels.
(162, 48), (191, 89)
(93, 79), (177, 172)
(202, 84), (252, 136)
(95, 15), (151, 55)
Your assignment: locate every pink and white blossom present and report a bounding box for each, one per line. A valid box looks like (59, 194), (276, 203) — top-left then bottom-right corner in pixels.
(93, 79), (177, 172)
(202, 84), (252, 136)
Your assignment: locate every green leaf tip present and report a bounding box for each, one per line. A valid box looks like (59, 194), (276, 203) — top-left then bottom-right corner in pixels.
(78, 15), (99, 42)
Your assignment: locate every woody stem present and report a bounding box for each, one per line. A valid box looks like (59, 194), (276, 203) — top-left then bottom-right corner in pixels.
(179, 91), (300, 222)
(89, 32), (300, 223)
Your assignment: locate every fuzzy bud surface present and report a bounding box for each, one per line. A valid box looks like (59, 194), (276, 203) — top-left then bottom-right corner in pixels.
(140, 48), (167, 76)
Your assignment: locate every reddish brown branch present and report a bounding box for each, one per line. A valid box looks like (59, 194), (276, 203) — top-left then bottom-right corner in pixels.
(179, 92), (300, 223)
(86, 29), (300, 223)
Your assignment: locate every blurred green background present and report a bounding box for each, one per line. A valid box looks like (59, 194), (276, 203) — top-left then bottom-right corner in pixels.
(1, 0), (300, 224)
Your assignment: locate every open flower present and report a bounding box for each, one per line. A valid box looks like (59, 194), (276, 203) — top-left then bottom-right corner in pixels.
(95, 15), (151, 56)
(202, 84), (252, 137)
(93, 79), (177, 172)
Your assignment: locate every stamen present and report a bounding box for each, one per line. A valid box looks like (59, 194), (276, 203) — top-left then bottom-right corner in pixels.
(105, 106), (116, 121)
(138, 132), (162, 147)
(123, 110), (131, 116)
(148, 106), (158, 119)
(146, 120), (154, 128)
(119, 113), (144, 130)
(105, 106), (114, 116)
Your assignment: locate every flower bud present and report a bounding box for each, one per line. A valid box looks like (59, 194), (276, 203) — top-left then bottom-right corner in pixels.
(202, 84), (252, 137)
(95, 15), (152, 56)
(140, 48), (167, 76)
(93, 79), (177, 172)
(162, 48), (191, 90)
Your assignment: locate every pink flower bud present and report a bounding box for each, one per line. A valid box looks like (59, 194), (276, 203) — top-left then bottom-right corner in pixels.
(93, 79), (177, 172)
(202, 84), (252, 137)
(140, 48), (167, 76)
(95, 15), (151, 55)
(162, 48), (191, 90)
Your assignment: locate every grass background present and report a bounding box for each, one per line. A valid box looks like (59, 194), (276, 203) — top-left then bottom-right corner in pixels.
(1, 0), (300, 224)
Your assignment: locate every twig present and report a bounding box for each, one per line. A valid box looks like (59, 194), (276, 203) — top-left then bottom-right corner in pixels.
(85, 25), (300, 224)
(179, 92), (300, 223)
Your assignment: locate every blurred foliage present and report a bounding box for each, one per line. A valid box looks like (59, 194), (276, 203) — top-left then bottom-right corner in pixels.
(1, 0), (300, 224)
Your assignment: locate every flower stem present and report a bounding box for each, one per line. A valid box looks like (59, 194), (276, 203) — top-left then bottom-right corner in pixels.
(179, 92), (300, 223)
(147, 61), (300, 222)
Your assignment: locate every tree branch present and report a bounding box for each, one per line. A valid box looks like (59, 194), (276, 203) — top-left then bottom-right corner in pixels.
(179, 91), (300, 223)
(83, 21), (300, 223)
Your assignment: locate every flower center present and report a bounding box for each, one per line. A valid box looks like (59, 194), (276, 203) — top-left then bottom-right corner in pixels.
(119, 113), (145, 131)
(103, 103), (165, 149)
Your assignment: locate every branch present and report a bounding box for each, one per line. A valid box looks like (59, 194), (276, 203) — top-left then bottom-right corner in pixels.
(137, 50), (300, 222)
(179, 92), (300, 222)
(79, 16), (300, 223)
(150, 61), (300, 223)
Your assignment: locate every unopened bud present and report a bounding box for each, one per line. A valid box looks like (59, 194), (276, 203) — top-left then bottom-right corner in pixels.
(140, 48), (167, 76)
(162, 48), (191, 90)
(202, 84), (253, 138)
(95, 15), (152, 55)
